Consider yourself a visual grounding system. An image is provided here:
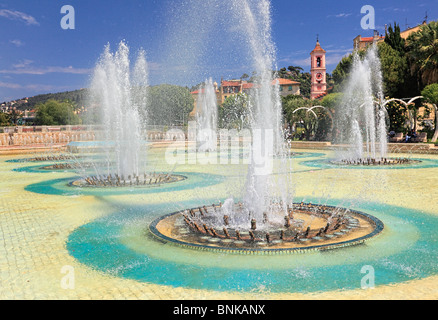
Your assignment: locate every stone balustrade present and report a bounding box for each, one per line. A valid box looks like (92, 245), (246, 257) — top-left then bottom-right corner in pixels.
(0, 131), (96, 147)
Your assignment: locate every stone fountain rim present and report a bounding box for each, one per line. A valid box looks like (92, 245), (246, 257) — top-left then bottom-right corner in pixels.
(149, 204), (385, 255)
(68, 173), (188, 189)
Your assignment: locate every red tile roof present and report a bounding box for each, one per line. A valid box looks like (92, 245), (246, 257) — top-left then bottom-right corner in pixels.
(274, 78), (300, 85)
(313, 92), (328, 100)
(311, 41), (326, 54)
(221, 80), (244, 87)
(191, 88), (219, 95)
(193, 78), (300, 95)
(359, 36), (385, 42)
(191, 89), (204, 95)
(242, 83), (254, 89)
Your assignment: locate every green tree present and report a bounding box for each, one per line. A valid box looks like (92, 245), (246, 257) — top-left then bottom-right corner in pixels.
(35, 100), (81, 126)
(421, 83), (438, 142)
(332, 53), (356, 92)
(332, 41), (417, 98)
(321, 92), (343, 110)
(385, 23), (406, 54)
(296, 72), (312, 99)
(278, 68), (288, 78)
(0, 112), (11, 126)
(146, 84), (194, 126)
(287, 66), (304, 78)
(219, 93), (250, 130)
(407, 20), (438, 86)
(385, 99), (409, 133)
(378, 42), (409, 97)
(282, 95), (325, 141)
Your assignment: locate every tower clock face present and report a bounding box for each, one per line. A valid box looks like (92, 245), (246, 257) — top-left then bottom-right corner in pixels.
(316, 73), (323, 81)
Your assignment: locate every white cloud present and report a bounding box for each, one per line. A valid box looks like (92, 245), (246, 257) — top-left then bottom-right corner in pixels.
(327, 13), (352, 18)
(0, 9), (39, 26)
(0, 81), (22, 89)
(336, 13), (352, 18)
(12, 59), (33, 69)
(0, 64), (92, 75)
(0, 81), (71, 92)
(10, 39), (25, 47)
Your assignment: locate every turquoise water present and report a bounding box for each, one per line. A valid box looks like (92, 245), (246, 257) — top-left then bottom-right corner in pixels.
(14, 150), (438, 294)
(24, 171), (225, 197)
(300, 158), (438, 170)
(65, 197), (438, 294)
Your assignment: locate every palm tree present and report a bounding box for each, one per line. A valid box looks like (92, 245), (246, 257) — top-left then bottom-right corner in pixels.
(407, 21), (438, 86)
(421, 83), (438, 142)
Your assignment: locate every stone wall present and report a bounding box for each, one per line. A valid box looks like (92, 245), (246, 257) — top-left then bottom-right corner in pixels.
(0, 131), (96, 147)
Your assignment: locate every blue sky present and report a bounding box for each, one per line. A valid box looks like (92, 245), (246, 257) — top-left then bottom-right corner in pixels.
(0, 0), (437, 101)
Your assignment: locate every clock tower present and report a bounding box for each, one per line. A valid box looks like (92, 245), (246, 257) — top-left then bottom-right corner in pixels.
(310, 38), (327, 100)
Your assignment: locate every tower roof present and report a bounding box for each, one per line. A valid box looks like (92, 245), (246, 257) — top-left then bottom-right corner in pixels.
(311, 41), (326, 54)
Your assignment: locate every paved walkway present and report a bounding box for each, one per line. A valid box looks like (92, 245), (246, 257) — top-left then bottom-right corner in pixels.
(0, 148), (437, 300)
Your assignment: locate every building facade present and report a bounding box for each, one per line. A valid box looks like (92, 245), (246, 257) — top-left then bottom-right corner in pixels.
(353, 22), (428, 51)
(310, 40), (327, 100)
(190, 77), (301, 116)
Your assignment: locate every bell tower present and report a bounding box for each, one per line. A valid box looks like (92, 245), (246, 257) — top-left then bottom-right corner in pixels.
(310, 37), (327, 100)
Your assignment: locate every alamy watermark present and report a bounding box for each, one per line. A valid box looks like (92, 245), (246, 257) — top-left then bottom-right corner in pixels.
(361, 265), (376, 289)
(60, 5), (75, 30)
(361, 5), (375, 30)
(60, 265), (75, 290)
(164, 122), (275, 176)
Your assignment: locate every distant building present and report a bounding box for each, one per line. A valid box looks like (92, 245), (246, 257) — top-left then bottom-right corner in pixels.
(189, 82), (221, 118)
(310, 39), (327, 100)
(219, 78), (300, 103)
(353, 22), (428, 50)
(275, 78), (301, 97)
(220, 79), (248, 104)
(353, 30), (385, 50)
(190, 77), (301, 116)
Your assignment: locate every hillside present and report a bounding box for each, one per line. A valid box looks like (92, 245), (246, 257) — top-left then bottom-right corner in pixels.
(9, 89), (89, 111)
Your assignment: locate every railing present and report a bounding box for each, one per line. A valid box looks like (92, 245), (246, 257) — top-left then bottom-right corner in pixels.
(0, 124), (186, 134)
(0, 125), (188, 147)
(0, 125), (106, 134)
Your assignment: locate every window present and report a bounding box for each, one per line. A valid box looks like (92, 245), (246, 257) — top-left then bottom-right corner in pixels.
(279, 86), (283, 92)
(288, 86), (293, 91)
(317, 57), (321, 68)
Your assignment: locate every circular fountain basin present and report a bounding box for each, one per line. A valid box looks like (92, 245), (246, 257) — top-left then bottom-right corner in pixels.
(8, 154), (80, 163)
(331, 158), (422, 167)
(70, 173), (187, 188)
(40, 162), (96, 171)
(300, 157), (438, 170)
(149, 203), (384, 254)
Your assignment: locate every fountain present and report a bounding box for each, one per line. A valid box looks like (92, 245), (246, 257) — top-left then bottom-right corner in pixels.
(238, 0), (290, 224)
(333, 45), (416, 167)
(4, 0), (438, 299)
(196, 78), (218, 153)
(149, 0), (384, 254)
(150, 202), (384, 254)
(89, 41), (147, 179)
(71, 41), (185, 188)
